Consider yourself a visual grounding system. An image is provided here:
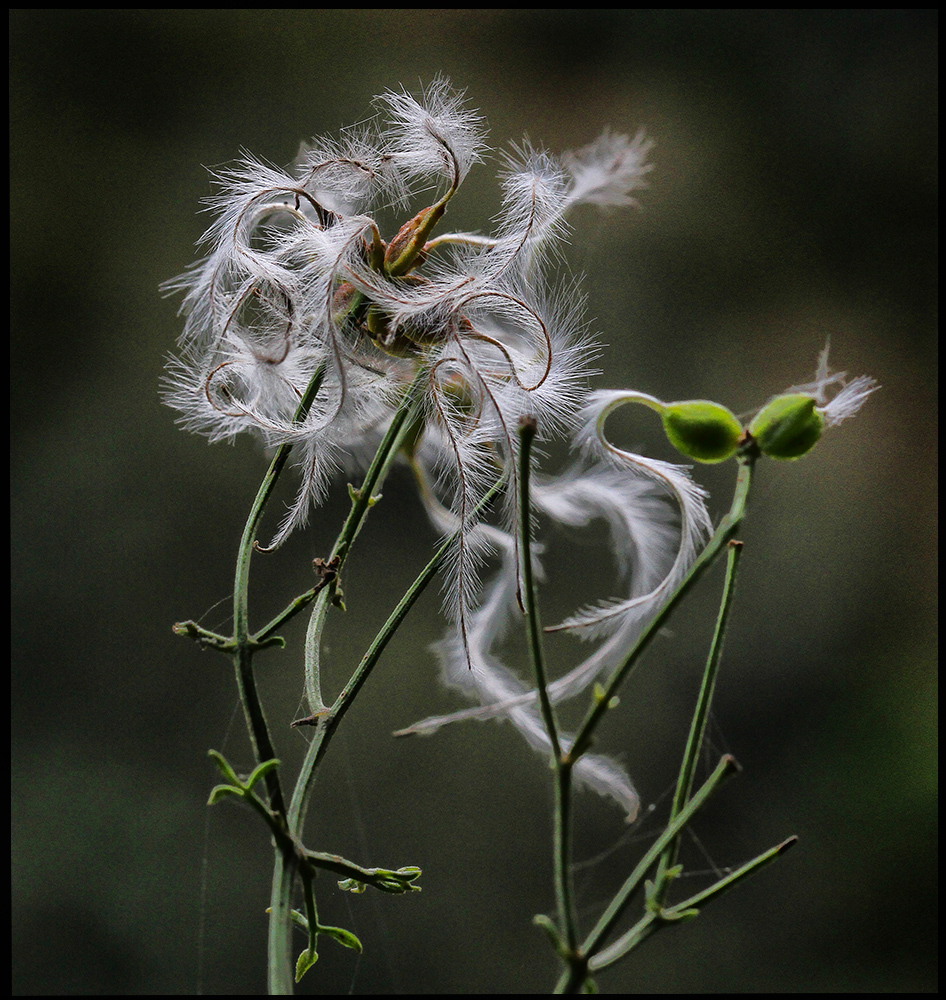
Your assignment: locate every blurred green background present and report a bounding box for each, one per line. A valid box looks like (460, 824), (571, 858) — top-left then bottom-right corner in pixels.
(11, 10), (936, 995)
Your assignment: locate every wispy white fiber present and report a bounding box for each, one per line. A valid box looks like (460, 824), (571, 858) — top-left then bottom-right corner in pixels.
(563, 130), (654, 208)
(781, 342), (879, 427)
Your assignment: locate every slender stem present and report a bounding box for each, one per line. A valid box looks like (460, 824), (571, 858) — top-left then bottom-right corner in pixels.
(299, 863), (320, 963)
(663, 835), (798, 915)
(233, 361), (327, 644)
(301, 587), (333, 716)
(553, 768), (578, 951)
(265, 373), (490, 994)
(267, 850), (295, 995)
(223, 364), (324, 996)
(253, 588), (320, 646)
(289, 472), (507, 833)
(550, 755), (741, 993)
(518, 418), (578, 951)
(328, 370), (426, 571)
(297, 370), (426, 722)
(517, 418), (562, 758)
(231, 647), (286, 817)
(270, 474), (503, 992)
(232, 447), (295, 819)
(587, 836), (798, 974)
(652, 537), (744, 905)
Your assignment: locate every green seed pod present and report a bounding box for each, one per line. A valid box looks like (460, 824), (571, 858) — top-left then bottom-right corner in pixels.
(661, 400), (742, 463)
(748, 392), (824, 460)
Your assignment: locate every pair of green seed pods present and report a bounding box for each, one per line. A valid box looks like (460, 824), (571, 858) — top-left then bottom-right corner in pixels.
(660, 393), (824, 463)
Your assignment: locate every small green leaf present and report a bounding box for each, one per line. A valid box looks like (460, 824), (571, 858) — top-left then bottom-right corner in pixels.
(337, 878), (367, 894)
(243, 758), (280, 791)
(207, 784), (243, 806)
(533, 914), (569, 958)
(207, 749), (240, 785)
(644, 877), (658, 911)
(318, 924), (363, 953)
(374, 866), (423, 893)
(295, 947), (319, 982)
(591, 683), (618, 708)
(172, 620), (233, 650)
(252, 634), (285, 650)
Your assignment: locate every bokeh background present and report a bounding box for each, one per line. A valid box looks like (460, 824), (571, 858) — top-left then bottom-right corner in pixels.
(11, 10), (936, 995)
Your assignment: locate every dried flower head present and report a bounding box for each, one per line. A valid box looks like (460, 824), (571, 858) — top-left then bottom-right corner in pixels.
(164, 81), (708, 816)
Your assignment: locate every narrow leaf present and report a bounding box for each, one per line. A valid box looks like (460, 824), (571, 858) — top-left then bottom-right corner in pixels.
(295, 948), (319, 982)
(318, 924), (363, 953)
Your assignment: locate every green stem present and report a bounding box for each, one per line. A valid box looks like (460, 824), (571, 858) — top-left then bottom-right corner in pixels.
(276, 473), (505, 990)
(268, 850), (295, 995)
(253, 588), (320, 647)
(517, 418), (561, 757)
(554, 767), (578, 952)
(587, 836), (798, 974)
(659, 835), (798, 917)
(265, 370), (472, 994)
(297, 370), (425, 720)
(231, 362), (326, 817)
(553, 755), (741, 993)
(223, 364), (324, 996)
(232, 469), (290, 820)
(289, 471), (507, 833)
(298, 863), (320, 969)
(518, 418), (577, 950)
(652, 536), (744, 906)
(231, 646), (286, 818)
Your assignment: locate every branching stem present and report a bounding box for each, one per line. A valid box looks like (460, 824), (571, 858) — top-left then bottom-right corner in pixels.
(652, 535), (745, 906)
(518, 418), (579, 951)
